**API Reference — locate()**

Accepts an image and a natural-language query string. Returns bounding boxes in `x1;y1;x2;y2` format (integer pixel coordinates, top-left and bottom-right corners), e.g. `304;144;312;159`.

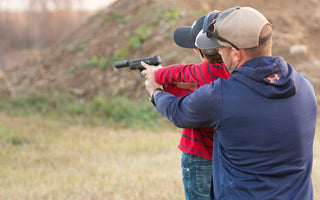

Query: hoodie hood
231;56;298;98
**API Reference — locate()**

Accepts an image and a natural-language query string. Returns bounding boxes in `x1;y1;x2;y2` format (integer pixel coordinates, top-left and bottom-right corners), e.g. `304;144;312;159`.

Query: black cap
173;15;205;48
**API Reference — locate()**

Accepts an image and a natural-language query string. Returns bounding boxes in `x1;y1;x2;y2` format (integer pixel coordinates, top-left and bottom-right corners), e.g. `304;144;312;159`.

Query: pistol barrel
115;60;129;68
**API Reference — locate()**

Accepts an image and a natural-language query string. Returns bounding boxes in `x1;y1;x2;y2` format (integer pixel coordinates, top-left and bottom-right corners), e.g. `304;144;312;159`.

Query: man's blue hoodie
154;56;317;200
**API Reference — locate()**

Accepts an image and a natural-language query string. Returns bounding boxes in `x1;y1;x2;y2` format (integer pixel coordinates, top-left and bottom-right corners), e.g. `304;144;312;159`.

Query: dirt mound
1;0;320;103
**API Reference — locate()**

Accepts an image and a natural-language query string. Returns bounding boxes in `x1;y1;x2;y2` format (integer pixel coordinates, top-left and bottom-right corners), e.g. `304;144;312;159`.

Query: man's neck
238;49;271;68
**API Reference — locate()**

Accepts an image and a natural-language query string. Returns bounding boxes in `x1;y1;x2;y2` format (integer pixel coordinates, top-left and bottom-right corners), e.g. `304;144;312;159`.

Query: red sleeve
155;62;230;87
154;64;200;84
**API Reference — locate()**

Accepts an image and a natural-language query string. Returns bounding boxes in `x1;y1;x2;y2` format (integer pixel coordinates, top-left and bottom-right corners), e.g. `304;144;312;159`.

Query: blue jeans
181;152;212;200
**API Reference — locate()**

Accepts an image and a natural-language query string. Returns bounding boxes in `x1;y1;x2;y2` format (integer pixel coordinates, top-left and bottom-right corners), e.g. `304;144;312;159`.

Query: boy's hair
202;48;223;63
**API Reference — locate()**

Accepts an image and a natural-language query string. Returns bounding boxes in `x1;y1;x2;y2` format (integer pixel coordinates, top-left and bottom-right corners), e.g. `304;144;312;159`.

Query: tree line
0;0;94;68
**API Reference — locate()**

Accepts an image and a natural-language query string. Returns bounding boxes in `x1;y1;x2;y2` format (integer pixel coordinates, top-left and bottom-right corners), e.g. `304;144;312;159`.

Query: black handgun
114;55;162;75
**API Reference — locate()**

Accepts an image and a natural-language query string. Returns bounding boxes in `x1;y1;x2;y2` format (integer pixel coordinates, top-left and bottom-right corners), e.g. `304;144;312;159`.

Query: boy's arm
155;64;198;85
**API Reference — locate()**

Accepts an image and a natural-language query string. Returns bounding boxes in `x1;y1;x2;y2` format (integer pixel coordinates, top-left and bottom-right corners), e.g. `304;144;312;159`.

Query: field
0;113;319;200
0;0;319;199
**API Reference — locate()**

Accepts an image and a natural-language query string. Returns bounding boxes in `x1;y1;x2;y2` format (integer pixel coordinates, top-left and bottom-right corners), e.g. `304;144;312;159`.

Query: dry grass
0;114;183;200
0;114;319;199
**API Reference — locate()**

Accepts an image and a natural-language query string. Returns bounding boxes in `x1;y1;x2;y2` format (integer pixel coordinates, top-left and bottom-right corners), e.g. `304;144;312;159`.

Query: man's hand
141;61;164;96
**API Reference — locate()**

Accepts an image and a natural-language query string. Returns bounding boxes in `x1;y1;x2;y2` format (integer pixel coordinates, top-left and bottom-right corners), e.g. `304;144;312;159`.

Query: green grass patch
153;7;183;26
84;55;108;70
126;25;153;49
113;10;132;25
85;49;128;70
74;40;85;52
0;93;163;129
108;48;128;64
101;13;111;24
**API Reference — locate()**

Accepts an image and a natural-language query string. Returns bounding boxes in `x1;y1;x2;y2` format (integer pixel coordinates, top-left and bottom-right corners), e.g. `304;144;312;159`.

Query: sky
0;0;117;11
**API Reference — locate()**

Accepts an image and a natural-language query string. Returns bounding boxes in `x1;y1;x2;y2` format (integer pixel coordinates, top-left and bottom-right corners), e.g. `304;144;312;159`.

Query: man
145;12;229;200
143;6;317;200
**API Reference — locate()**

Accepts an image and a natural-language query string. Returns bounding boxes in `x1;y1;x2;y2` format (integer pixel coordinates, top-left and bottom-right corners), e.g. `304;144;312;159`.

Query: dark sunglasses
205;7;241;50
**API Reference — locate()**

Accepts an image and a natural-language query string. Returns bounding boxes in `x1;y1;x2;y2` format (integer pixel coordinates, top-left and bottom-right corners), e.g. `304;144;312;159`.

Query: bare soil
1;0;319;104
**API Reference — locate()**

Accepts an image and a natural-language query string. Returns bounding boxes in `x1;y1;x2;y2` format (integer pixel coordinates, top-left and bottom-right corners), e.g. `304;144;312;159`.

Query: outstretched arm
142;61;220;128
155;64;199;85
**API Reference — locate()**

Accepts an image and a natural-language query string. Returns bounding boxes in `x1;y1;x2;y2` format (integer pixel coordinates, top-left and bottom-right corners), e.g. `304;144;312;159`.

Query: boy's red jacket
155;61;230;160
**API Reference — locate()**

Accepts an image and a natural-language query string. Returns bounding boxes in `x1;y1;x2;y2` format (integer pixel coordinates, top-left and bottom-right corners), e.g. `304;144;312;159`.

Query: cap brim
173;26;197;48
195;30;221;49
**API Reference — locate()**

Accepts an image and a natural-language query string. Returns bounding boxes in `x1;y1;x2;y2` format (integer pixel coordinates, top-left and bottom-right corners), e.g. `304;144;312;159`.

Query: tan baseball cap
196;6;272;50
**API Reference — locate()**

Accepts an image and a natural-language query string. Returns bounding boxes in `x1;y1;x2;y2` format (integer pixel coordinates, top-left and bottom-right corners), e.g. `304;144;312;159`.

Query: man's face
218;46;238;73
219;47;232;73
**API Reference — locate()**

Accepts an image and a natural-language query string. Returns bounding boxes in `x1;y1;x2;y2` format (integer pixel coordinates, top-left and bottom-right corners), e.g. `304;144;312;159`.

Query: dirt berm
1;0;319;106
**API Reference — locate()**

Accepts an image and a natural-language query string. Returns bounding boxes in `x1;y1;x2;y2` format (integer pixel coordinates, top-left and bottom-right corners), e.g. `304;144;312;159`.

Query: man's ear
231;47;241;63
229;47;244;70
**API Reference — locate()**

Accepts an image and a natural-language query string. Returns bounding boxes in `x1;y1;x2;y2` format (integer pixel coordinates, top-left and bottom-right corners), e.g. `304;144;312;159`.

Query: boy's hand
141;62;163;96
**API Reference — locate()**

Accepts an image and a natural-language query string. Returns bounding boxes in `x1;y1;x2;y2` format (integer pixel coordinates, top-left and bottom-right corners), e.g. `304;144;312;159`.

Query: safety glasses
205;7;241;50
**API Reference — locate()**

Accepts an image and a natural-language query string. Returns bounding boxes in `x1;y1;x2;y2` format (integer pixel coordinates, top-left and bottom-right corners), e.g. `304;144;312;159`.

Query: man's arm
154;83;220;128
142;61;221;128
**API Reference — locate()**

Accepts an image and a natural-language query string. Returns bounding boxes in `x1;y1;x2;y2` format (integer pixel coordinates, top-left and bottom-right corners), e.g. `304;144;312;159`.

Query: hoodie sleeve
154;81;222;128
